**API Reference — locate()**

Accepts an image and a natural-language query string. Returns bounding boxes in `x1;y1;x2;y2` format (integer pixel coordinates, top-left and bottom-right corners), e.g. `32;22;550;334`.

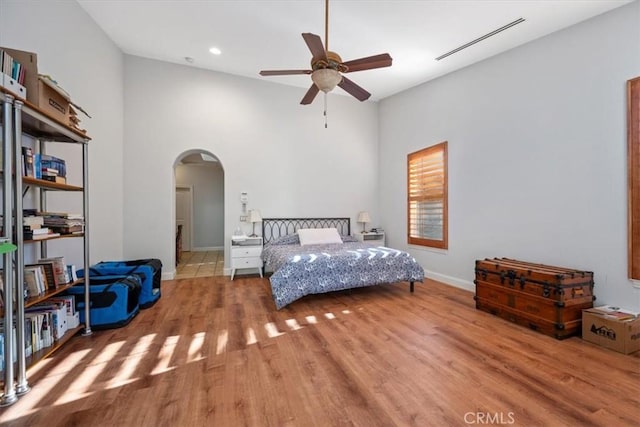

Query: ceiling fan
259;0;392;105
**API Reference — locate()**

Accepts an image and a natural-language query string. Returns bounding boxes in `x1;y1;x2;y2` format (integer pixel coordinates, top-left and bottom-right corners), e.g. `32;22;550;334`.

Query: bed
261;217;425;309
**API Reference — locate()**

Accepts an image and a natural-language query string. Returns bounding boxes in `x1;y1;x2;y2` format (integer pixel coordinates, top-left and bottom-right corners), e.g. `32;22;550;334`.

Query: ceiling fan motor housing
312;51;348;72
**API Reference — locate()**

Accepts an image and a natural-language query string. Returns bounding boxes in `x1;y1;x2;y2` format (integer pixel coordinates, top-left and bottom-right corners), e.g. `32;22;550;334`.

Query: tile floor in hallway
175;250;225;279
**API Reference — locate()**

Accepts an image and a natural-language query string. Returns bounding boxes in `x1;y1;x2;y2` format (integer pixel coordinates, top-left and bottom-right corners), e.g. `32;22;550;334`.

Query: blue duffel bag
64;274;141;329
78;258;162;308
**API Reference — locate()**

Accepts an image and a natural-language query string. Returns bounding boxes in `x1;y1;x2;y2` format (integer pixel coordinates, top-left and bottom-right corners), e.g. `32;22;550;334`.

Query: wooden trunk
474;258;595;339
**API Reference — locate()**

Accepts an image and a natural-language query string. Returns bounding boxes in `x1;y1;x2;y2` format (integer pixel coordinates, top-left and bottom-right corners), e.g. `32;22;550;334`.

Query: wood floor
1;276;638;426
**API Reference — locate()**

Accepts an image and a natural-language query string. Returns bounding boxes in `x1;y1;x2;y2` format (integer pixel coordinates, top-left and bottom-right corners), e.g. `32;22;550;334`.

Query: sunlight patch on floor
246;327;257;345
265;322;284;338
187;332;206;363
216;330;229;355
151;335;181;375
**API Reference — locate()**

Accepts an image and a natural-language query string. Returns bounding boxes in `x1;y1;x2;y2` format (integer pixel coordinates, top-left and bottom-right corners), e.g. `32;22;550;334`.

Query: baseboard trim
424;268;474;292
163;270;176;280
193;246;224;252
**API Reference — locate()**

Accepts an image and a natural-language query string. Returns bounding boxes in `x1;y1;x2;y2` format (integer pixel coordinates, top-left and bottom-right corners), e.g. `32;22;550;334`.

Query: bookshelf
1;88;91;406
23;176;83;192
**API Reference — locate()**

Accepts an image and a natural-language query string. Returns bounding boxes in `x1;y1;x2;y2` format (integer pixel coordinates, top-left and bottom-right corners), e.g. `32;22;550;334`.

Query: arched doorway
174;150;225;278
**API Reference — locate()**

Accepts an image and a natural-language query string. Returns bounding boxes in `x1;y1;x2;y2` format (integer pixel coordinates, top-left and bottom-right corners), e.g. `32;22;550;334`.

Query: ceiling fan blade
302;33;327;61
259;69;312;76
338;77;371;102
342;53;392;73
300;84;320;105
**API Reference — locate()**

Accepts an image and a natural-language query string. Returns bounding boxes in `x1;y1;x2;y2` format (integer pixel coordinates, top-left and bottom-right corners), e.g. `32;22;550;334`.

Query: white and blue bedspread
262;241;425;309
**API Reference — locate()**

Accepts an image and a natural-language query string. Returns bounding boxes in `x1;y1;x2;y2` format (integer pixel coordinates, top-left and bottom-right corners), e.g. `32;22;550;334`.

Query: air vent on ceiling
435;17;526;61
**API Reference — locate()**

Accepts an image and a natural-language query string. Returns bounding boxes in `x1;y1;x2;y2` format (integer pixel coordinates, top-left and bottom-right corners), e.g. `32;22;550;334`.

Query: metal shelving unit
0;89;91;406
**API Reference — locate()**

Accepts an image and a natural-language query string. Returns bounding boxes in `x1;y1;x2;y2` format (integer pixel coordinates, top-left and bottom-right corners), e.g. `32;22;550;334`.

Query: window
407;142;448;249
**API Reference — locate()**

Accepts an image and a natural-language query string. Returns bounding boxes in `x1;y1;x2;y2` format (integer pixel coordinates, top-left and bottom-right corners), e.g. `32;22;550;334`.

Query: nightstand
231;237;263;280
355;232;385;246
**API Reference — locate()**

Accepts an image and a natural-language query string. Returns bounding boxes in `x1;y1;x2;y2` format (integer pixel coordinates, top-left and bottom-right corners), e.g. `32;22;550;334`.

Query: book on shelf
38;212;84;234
26;301;67;340
22;146;34;177
24;228;60;240
37;257;68;287
26;263;55;290
39;154;66;178
38;211;84;220
0;49;26;84
0;323;17;372
24;265;46;297
41;175;67;184
31;227;50;235
24;214;44;228
66;265;78;283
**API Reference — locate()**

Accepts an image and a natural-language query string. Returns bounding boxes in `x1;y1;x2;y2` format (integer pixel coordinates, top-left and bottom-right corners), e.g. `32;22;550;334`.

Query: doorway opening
174;150;225;279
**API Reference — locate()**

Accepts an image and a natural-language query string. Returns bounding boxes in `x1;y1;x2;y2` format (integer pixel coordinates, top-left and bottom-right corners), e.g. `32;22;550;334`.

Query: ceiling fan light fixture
311;68;342;93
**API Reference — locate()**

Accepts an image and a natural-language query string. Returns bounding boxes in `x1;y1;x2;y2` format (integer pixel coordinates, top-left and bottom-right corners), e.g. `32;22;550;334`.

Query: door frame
176;185;194;252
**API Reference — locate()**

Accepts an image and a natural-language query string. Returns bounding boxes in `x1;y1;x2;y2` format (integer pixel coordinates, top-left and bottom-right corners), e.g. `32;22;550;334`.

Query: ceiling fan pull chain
324;92;328;128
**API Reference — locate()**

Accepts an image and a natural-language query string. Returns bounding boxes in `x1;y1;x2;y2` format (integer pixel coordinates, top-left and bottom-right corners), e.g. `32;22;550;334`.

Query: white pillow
297;228;343;246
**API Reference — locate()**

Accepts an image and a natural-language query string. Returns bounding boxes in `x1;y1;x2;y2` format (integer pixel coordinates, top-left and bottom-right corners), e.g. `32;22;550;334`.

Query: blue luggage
79;258;162;308
65;275;141;329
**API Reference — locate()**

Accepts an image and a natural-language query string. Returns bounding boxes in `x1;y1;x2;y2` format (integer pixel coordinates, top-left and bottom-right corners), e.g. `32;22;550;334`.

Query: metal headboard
262;218;351;244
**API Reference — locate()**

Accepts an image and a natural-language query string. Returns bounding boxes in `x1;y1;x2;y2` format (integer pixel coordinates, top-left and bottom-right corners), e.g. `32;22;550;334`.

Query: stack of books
36;154;66;183
39;212;84;235
20;149;67;184
23;213;59;240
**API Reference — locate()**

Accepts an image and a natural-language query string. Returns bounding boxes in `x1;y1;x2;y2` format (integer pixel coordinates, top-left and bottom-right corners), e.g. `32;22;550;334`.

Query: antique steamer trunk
474;258;595;339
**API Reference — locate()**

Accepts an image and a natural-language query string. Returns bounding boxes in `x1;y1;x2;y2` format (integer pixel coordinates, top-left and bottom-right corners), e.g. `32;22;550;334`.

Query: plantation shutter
407;142;448;249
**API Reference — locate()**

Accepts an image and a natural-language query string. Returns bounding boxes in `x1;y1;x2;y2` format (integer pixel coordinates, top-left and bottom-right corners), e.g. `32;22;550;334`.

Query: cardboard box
0;47;69;124
582;308;640;354
36;78;70;124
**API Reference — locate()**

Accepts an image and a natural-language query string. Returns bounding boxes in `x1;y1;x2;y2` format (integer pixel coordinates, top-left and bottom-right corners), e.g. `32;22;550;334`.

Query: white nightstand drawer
232;247;262;258
233;257;262;268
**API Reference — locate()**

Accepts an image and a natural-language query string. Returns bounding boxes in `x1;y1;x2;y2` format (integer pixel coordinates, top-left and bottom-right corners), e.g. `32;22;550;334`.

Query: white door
176;187;192;251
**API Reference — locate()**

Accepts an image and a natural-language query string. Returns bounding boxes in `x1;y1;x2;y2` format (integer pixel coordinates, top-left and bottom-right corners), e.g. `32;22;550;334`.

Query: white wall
0;0;124;266
175;162;225;249
123;56;379;277
379;2;640;309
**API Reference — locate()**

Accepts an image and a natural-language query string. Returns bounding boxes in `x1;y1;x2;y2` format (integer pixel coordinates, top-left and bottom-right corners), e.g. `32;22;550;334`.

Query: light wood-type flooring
1;276;638;426
175;250;224;279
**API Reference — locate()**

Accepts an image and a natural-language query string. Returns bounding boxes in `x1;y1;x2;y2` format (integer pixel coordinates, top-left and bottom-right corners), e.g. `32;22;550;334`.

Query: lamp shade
357;211;371;223
249;209;262;223
311;69;343;93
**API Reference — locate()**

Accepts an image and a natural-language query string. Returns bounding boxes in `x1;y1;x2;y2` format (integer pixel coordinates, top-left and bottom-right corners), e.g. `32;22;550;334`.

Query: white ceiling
78;0;632;101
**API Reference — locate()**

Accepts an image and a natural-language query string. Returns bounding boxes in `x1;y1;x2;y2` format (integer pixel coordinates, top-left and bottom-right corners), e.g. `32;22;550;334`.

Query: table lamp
357;211;371;233
249;209;262;237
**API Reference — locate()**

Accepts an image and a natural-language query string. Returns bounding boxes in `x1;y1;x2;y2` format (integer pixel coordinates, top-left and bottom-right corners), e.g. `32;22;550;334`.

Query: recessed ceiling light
209;47;221;55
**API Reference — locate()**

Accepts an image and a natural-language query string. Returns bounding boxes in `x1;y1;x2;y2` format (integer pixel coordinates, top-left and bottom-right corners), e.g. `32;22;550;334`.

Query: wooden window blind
407;141;448;249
